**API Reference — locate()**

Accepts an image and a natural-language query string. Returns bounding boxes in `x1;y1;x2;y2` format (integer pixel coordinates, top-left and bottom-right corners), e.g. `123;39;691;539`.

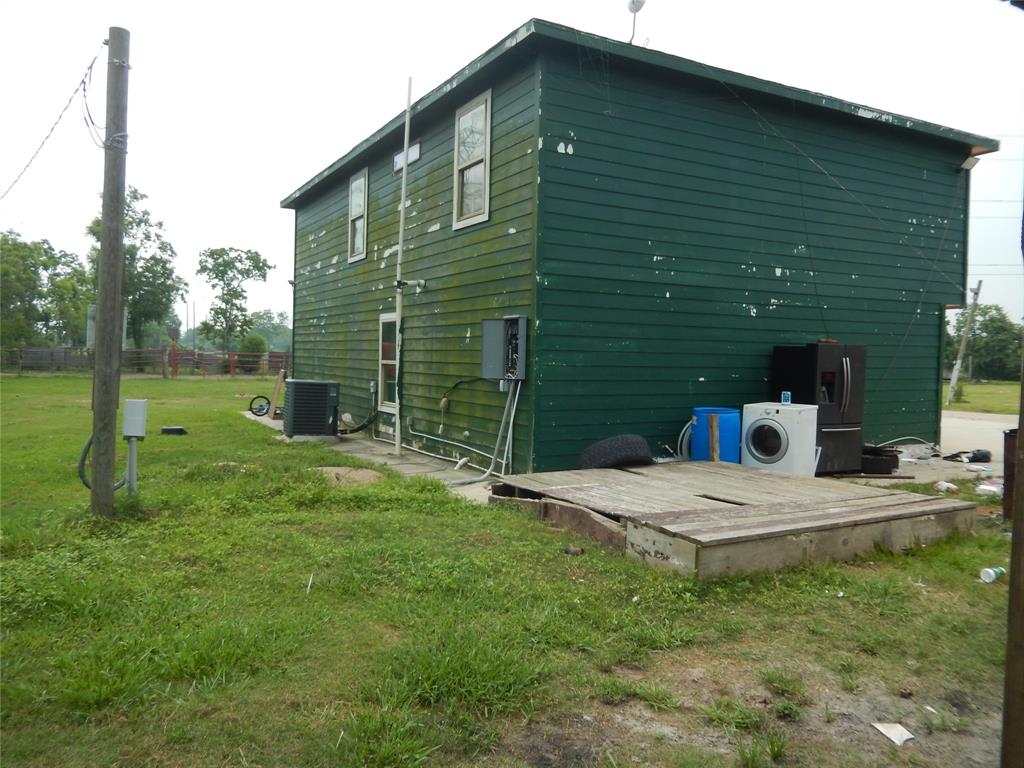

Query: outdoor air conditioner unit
283;379;340;437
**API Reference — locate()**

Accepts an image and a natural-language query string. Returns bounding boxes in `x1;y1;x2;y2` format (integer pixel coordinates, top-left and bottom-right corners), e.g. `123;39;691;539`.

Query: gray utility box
284;379;340;437
481;315;527;381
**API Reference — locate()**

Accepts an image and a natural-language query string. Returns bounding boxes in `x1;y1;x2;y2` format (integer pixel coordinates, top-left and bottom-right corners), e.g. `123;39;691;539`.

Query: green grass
942;379;1021;414
0;375;1013;766
699;698;766;731
758;669;807;702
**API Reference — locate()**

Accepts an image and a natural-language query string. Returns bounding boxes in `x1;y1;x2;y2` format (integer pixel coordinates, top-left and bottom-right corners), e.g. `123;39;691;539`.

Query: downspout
393;77;413;455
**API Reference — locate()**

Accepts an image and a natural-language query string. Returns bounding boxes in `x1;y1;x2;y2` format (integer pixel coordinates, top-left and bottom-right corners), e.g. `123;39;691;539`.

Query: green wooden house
281;19;998;474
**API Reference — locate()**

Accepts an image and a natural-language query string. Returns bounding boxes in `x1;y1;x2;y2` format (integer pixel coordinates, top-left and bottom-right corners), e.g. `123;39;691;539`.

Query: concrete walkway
246;408;1018;498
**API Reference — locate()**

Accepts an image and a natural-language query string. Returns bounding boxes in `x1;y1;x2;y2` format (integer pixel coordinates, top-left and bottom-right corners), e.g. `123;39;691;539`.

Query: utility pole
90;27;130;516
1004;366;1023;768
946;280;982;405
1001;230;1024;767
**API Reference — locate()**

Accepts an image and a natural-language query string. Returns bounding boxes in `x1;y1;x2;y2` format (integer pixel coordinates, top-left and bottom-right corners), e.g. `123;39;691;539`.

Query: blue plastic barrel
690;407;741;463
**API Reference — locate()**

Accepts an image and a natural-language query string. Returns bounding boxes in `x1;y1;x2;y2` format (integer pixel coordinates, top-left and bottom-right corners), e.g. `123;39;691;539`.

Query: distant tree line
944;304;1023;381
1;187;288;354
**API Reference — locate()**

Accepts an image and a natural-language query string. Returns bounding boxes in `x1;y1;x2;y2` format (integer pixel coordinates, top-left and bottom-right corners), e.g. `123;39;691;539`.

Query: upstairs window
453;90;491;230
348;168;368;262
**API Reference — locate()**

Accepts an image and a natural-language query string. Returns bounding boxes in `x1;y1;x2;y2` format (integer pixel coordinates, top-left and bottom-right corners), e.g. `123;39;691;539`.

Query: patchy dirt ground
504;645;1002;767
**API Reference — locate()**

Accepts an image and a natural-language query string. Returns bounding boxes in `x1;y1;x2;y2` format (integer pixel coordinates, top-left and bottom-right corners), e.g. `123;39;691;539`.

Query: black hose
78;433;126;491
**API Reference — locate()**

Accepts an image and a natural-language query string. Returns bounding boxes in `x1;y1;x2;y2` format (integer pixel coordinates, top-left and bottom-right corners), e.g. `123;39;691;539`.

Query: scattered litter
979;567;1007;584
965;465;992;473
976;483;1003;497
306;573;314;593
161;426;187;435
943;449;992;463
933;481;958;492
924;705;938;715
836;591;846;599
872;722;915;746
563;546;584;556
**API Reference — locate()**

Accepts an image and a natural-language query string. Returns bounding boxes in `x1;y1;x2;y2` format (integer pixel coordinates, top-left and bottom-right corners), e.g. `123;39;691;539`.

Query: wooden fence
1;347;291;377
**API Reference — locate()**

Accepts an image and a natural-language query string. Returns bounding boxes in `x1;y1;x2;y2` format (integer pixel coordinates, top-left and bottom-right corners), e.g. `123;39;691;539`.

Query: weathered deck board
495;461;975;577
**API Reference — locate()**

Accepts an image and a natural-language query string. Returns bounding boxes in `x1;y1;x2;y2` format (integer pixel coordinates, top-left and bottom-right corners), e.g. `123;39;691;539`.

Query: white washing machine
741;402;819;477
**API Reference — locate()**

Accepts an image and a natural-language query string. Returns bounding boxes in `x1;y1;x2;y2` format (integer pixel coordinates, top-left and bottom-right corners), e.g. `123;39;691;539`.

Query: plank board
499;461;976;576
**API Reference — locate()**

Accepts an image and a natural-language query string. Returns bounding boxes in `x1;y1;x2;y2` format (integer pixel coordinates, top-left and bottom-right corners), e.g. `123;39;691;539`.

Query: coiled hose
77;433;126;490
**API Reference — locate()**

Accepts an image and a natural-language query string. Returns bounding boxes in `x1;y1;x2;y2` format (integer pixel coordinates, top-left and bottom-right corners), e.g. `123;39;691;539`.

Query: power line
0;43;105;202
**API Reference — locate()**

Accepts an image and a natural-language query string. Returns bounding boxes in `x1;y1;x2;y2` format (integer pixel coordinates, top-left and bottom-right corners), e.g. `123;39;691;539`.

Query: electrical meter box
481;315;527;381
122;399;148;439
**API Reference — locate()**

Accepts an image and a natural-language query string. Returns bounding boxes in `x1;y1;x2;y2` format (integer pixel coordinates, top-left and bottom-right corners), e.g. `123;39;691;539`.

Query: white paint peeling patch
427;223;440;233
526;148;532;154
749;306;757;317
318;230;326;237
538;137;544;151
507;227;517;235
382;245;399;259
566;143;574;155
698;377;706;382
569;130;576;139
775;267;782;277
557;142;566;153
856;107;895;124
665;292;670;298
315;261;321;270
466;328;471;340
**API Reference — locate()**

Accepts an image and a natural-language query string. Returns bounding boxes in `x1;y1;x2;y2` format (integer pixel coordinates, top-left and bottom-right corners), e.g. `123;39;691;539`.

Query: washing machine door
745;418;789;464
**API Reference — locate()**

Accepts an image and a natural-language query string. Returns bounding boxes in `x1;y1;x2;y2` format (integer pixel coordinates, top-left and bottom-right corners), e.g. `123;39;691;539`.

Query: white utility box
123;399;148;439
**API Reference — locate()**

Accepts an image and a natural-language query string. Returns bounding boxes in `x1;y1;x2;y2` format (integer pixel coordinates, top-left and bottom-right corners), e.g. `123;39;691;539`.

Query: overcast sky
2;0;1022;330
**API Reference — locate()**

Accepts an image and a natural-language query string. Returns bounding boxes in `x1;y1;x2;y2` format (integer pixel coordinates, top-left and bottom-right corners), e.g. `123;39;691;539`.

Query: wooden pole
1001;275;1024;767
946;280;982;404
708;413;720;462
90;27;130;517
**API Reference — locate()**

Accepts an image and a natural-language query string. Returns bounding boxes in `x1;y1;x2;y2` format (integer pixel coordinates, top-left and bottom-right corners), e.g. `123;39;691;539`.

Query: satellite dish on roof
628;0;646;44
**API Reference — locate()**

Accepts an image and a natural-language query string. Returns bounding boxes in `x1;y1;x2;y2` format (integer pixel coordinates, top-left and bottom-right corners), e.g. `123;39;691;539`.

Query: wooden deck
491;462;975;578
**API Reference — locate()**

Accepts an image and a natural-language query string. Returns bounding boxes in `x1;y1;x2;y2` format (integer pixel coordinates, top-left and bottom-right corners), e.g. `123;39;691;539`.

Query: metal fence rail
0;347;291;377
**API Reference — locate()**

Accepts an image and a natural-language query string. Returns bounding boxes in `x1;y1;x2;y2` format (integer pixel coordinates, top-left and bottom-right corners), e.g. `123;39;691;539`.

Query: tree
197;248;273;354
1;231;92;348
1;231;48;348
248;309;292;352
948;304;1023;381
40;250;92;346
87;187;187;349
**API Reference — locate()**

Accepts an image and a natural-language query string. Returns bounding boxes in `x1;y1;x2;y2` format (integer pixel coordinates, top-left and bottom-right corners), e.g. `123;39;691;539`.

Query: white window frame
452;90;491;231
348;168;368;263
378;312;397;413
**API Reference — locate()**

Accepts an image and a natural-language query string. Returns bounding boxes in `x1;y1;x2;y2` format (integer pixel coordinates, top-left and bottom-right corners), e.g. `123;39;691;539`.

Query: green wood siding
532;50;970;470
292;63;539;472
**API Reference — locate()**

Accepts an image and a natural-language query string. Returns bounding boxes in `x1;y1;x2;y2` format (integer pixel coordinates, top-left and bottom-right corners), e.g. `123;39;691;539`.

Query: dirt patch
314;466;382;485
506;715;606;767
575;644;1002;767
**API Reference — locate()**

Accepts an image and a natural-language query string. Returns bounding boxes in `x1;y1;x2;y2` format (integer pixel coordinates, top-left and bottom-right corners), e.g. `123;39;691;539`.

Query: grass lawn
942;379;1021;414
0;375;1013;767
